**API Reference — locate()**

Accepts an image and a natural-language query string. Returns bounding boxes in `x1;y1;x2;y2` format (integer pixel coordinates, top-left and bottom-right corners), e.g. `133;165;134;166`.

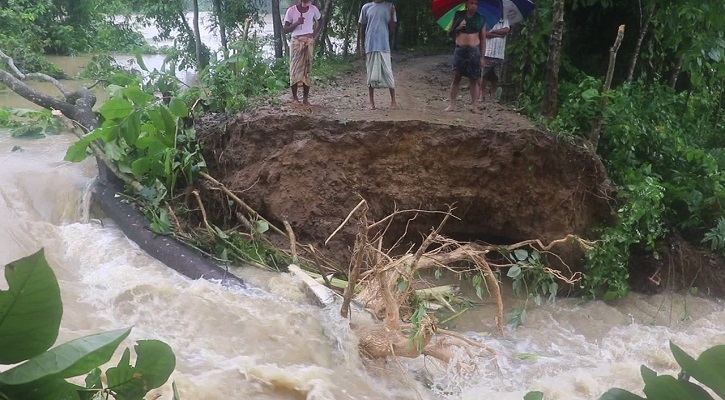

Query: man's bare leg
368;87;376;110
479;78;488;102
469;78;480;113
389;88;399;109
302;84;311;105
291;84;300;102
490;80;499;102
445;70;463;112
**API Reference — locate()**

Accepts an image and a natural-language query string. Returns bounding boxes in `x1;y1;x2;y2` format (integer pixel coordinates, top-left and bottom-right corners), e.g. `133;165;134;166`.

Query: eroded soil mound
199;110;612;269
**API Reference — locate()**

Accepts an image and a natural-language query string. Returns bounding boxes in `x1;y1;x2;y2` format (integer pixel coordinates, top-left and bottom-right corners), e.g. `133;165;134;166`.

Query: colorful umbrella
503;0;535;25
432;0;503;32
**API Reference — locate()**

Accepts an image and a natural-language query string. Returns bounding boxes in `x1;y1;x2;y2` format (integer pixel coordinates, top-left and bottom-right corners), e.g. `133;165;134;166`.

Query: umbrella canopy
433;0;503;31
503;0;535;25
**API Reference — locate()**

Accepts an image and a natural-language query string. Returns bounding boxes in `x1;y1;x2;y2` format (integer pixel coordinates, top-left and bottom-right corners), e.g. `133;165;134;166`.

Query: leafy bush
703;217;725;254
65;75;204;207
0;250;176;399
195;39;287;112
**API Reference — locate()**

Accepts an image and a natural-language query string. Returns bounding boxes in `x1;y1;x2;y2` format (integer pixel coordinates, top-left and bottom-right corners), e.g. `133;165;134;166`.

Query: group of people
283;0;509;112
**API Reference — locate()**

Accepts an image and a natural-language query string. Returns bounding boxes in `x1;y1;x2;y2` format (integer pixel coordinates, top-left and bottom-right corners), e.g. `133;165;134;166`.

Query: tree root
332;200;587;368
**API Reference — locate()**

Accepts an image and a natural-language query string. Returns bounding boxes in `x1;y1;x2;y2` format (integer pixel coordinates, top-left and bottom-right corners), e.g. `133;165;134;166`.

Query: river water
1;13;724;400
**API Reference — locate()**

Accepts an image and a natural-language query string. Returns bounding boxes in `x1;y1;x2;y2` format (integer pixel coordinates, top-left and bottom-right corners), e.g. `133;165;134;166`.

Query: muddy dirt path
280;52;533;131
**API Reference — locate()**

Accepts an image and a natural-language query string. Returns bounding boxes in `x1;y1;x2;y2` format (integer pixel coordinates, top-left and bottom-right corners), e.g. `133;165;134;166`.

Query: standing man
284;0;323;105
444;0;486;113
359;0;399;110
480;8;510;102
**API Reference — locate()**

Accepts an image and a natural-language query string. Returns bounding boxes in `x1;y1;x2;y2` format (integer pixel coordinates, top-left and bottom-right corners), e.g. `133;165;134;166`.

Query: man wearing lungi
359;0;399;110
444;0;486;113
284;0;323;105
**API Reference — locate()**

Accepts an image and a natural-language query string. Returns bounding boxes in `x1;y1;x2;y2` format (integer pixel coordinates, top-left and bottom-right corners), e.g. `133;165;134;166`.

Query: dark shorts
452;46;481;79
482;57;504;80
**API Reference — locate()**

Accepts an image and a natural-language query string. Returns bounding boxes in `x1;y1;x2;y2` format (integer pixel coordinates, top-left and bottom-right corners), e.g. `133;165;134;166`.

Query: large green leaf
0;327;131;385
133;340;175;389
99;98;133;121
670;342;725;397
0;250;62;364
122;87;154;106
167;98;188;118
120;111;142;146
64;138;92;162
105;340;174;399
598;388;645;400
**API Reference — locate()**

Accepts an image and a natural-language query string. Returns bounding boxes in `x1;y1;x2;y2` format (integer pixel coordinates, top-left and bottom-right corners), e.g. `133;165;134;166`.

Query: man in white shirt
480;15;510;102
284;0;323;105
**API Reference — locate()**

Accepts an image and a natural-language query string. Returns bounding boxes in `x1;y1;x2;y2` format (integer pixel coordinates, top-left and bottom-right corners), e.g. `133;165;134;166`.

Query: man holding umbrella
444;0;486;113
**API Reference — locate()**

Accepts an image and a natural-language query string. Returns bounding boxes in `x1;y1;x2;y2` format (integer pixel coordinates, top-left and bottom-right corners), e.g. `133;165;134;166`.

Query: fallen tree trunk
93;174;245;286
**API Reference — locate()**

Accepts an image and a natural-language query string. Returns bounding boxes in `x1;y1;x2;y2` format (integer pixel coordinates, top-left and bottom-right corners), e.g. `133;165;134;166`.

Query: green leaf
122;87;154;106
106;347;145;399
167;98;189;118
582;88;599;100
104;141;124;161
0;249;62;364
0;327;132;385
93;125;115;143
131;157;155;176
514;249;528;261
121;112;142;146
255;220;269;234
84;368;102;389
133;340;175;389
598;388;645;400
670;342;725;397
159;106;177;136
64;128;106;162
99;98;133;120
524;391;544;400
135;50;149;72
642;374;715;400
507;265;522;278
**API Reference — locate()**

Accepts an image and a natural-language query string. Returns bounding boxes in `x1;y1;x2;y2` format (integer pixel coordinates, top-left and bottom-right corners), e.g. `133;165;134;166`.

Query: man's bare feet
469;106;480;113
390;102;401;110
444;105;456;112
302;99;311;106
291;96;301;103
368;103;376;110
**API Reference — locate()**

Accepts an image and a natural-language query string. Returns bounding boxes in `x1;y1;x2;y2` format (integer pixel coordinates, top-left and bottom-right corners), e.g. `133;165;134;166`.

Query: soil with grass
196;51;725;294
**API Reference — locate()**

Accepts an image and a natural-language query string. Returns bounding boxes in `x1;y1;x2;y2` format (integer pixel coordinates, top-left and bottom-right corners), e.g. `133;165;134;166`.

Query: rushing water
1;14;724;399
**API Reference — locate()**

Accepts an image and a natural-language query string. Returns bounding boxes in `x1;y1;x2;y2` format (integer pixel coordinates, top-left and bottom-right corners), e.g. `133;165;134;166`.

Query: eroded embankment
197;110;613;273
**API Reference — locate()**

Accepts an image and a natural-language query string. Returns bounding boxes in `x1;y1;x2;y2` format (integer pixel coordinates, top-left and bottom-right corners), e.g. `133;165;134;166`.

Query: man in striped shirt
480;15;510;102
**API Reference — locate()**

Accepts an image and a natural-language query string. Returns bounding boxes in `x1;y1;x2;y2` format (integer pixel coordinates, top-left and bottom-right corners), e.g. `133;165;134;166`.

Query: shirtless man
444;0;486;112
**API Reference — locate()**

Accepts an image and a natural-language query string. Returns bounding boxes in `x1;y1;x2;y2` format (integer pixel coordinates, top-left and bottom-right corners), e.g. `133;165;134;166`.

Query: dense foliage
0;250;176;399
504;0;725;298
